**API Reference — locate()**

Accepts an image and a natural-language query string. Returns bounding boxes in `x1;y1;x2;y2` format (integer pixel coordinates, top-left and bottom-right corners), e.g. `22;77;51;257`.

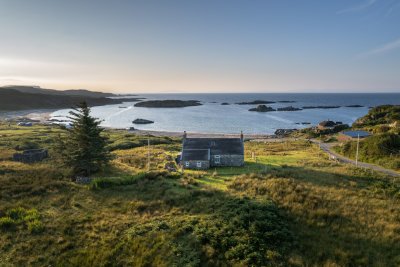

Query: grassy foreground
0;123;399;266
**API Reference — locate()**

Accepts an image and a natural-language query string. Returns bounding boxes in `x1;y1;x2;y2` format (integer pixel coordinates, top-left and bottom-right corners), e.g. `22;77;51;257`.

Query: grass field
0;123;399;266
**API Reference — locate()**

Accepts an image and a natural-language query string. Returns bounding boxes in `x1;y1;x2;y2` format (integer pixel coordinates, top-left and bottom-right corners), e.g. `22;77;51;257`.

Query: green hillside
0;89;138;111
353;105;400;130
0;123;399;266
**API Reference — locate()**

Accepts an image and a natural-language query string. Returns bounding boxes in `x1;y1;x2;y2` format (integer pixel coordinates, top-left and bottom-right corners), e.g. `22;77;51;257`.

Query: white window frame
214;155;221;164
185;162;190;167
196;161;202;168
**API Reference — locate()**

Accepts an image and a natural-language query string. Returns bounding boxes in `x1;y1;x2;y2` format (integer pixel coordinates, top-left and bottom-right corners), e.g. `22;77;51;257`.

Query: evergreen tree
59;102;112;176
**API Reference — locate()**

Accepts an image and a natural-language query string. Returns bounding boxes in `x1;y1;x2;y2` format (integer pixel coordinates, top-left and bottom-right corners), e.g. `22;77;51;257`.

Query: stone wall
182;160;210;170
210;154;244;167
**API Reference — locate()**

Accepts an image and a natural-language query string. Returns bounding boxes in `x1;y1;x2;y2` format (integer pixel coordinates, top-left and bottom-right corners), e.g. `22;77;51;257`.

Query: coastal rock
221;102;230;105
249;105;276;112
134;100;202;108
346;105;364;108
132;118;154;124
75;176;92;184
277;106;302;111
236;100;276;105
274;129;297;136
302;106;341;109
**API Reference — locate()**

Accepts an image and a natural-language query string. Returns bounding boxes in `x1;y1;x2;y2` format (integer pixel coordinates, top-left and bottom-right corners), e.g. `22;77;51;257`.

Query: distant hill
0;88;139;111
1;86;115;98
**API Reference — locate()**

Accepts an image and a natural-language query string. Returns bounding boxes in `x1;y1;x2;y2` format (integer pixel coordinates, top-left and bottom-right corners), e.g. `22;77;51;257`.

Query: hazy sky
0;0;399;93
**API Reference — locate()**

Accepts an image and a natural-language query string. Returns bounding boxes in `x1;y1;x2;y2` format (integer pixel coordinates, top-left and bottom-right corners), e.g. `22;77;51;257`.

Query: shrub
0;217;16;230
90;173;147;189
27;220;44;234
0;207;43;233
108;141;141;151
15;141;40;151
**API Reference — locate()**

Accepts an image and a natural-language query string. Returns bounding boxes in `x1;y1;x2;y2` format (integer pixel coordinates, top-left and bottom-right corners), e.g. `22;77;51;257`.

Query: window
196;161;202;168
185;162;190;167
215;155;221;164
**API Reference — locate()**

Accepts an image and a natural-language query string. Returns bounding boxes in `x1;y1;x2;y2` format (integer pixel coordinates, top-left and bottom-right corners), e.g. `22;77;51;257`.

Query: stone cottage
180;132;244;169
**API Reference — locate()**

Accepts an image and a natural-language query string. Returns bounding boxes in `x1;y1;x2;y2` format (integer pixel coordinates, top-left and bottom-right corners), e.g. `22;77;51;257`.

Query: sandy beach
0;109;54;122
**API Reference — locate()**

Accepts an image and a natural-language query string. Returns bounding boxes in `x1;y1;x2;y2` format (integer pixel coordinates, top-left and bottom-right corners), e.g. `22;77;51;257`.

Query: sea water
51;93;399;134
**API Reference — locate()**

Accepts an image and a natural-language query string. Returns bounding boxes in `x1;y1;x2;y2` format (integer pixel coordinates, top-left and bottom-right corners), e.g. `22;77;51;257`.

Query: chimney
240;130;244;141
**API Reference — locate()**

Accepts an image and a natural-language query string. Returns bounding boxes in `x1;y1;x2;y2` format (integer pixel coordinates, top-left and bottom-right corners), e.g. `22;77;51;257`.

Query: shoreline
126;129;274;139
1;109;276;138
0;109;56;122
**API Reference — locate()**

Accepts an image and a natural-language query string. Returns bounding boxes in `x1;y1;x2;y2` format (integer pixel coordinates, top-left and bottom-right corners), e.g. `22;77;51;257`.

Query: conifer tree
59;102;112;176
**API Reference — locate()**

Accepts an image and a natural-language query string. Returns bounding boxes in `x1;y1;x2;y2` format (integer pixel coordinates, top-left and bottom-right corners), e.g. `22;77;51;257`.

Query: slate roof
181;149;210;161
341;130;371;138
183;138;244;155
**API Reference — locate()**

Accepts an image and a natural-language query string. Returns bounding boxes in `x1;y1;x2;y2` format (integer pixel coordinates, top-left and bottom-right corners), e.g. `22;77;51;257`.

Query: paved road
312;140;400;177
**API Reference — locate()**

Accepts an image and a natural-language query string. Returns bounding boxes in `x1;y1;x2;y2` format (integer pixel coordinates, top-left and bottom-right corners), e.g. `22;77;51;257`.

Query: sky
0;0;399;93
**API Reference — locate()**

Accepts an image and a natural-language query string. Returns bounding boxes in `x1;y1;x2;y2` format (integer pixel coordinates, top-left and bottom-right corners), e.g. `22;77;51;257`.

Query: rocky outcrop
277;106;302;111
248;105;276;112
221;102;230;105
132;119;154;124
134;100;202;108
302;106;340;109
274;129;297;136
346;105;364;108
236;100;275;105
75;176;92;184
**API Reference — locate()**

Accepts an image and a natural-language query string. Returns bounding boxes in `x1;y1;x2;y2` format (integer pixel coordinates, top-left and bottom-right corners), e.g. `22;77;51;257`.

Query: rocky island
302;105;341;109
248;105;276;112
132;119;154;124
236;100;275;105
277;106;302;111
221;102;230;105
134;100;202;108
346;105;364;108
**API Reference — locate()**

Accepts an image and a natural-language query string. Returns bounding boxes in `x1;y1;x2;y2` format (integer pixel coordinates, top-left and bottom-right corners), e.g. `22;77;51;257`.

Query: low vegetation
334;133;400;171
0;122;399;266
333;105;400;171
353;105;400;129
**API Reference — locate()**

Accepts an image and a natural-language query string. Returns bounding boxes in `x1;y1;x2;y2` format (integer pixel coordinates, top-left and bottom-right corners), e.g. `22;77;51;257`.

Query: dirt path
312;140;400;177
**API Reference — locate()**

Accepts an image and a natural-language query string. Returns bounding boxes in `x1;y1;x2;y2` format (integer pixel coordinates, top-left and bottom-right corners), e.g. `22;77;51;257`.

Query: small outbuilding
13;149;48;163
338;130;371;141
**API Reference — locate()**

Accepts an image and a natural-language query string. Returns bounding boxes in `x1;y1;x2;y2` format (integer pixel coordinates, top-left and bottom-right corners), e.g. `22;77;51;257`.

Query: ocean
51;93;400;134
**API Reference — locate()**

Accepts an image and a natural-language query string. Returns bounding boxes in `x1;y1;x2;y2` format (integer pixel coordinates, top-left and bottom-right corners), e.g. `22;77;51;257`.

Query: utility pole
355;134;360;167
147;136;150;171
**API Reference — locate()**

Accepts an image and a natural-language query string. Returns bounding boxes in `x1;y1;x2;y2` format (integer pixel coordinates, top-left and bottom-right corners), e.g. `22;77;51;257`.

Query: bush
15;141;40;151
90;171;181;189
336;133;400;170
27;220;44;234
0;207;43;233
0;217;16;230
108;141;141;151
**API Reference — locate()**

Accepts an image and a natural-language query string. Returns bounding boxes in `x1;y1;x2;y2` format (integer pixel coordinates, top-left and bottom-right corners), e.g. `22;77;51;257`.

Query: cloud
357;38;400;58
337;0;377;14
